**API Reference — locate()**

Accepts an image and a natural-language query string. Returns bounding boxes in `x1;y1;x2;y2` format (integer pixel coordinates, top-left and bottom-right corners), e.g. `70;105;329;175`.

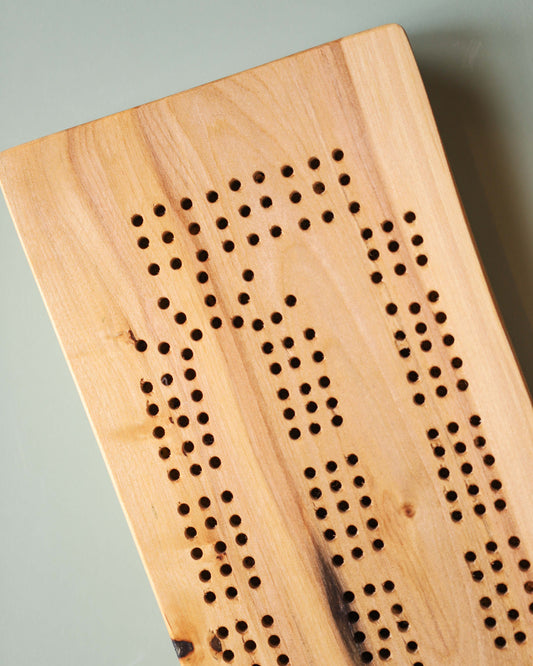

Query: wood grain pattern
1;23;532;665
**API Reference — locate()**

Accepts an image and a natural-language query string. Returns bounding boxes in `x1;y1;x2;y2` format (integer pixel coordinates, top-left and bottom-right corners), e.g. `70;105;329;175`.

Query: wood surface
1;23;533;665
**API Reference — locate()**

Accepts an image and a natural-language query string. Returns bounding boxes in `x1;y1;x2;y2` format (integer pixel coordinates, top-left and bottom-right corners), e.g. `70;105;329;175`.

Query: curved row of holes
130;148;348;232
131;150;360;263
137;206;361;259
130;149;349;217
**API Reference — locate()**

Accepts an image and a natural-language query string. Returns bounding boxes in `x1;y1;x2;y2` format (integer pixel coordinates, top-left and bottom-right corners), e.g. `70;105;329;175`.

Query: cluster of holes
362;212;426;284
217;151;360;243
445;419;530;648
425;420;507;522
214;616;289;664
361;214;465;405
255;310;343;440
176;452;289;658
137;330;226;480
174;478;263;600
277;151;360;233
340;582;422;662
142;412;262;617
202;292;300;333
132;203;184;276
304;456;384;561
131;149;364;294
154;149;361;249
470;540;532;647
381;297;467;405
381;296;466;406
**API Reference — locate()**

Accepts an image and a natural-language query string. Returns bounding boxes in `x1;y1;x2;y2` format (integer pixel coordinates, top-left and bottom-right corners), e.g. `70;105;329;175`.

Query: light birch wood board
1;23;532;666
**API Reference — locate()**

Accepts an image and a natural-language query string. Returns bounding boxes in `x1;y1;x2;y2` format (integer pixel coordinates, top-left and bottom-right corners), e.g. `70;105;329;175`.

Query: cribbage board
1;23;532;665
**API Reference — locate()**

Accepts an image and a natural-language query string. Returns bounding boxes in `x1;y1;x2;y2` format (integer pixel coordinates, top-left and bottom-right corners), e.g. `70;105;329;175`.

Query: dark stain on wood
314;541;366;664
172;639;194;658
403;502;416;517
210;635;222;652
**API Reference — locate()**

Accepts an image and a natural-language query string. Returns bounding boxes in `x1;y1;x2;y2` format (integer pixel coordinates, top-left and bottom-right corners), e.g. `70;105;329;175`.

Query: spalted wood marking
209;635;222;653
314;542;364;664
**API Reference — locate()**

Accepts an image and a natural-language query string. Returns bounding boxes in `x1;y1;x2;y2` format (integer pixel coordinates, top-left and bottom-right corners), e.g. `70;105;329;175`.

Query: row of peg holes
138;338;218;481
363;209;532;650
140;354;266;595
381;294;467;404
341;585;421;664
433;422;526;646
396;216;529;627
362;215;509;519
366;287;465;405
134;302;289;661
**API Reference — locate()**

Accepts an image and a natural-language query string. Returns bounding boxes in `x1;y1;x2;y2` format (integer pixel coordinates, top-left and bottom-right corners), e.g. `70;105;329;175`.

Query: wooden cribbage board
1;23;532;666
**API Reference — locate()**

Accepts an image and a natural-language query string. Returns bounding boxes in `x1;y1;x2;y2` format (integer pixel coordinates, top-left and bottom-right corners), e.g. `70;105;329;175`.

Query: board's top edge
0;23;407;166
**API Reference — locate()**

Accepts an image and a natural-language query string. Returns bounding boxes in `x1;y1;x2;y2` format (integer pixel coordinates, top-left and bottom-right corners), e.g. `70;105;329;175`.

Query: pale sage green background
1;1;532;664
